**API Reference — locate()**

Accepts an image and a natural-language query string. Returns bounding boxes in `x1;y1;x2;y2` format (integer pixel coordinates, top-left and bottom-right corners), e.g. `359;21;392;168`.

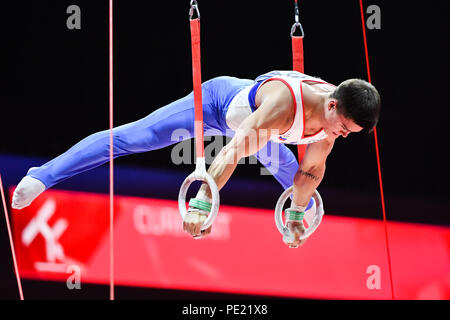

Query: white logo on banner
22;198;82;288
22;199;67;265
133;204;232;240
22;199;73;273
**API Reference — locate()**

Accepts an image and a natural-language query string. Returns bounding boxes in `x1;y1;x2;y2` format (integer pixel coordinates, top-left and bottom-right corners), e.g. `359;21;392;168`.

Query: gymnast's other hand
286;220;307;248
183;207;212;239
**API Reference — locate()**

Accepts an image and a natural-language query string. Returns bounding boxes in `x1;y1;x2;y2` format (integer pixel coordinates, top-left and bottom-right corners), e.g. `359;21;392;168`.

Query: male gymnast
12;70;380;248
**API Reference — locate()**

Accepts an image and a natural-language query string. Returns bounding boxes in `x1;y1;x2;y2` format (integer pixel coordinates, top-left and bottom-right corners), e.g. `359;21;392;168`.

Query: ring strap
291;1;307;164
190;16;204;160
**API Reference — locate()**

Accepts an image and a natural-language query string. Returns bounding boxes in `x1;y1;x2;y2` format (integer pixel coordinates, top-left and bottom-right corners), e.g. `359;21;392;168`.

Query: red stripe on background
359;0;395;300
11;188;450;299
109;0;114;301
0;175;24;300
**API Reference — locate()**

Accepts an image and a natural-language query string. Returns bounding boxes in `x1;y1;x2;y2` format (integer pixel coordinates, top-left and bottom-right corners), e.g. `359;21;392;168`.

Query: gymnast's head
323;79;381;138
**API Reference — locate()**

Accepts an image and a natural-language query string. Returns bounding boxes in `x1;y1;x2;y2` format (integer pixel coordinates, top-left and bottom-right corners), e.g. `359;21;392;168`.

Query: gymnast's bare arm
293;137;334;205
198;81;294;198
184;82;294;237
287;136;335;247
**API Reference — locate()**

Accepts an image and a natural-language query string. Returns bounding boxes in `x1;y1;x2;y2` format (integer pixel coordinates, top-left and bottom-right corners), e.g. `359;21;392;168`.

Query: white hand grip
178;165;220;231
274;187;324;241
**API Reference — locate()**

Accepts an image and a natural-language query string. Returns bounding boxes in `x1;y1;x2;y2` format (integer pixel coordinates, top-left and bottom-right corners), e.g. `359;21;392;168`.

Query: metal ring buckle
189;0;200;20
290;22;304;37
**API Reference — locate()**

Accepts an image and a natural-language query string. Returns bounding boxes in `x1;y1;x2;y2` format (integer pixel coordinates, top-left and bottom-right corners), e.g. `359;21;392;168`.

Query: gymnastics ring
274;187;324;243
178;158;220;231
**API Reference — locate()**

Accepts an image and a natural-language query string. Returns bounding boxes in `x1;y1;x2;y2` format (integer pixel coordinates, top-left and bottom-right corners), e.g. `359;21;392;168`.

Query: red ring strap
190;18;204;159
291;34;307;161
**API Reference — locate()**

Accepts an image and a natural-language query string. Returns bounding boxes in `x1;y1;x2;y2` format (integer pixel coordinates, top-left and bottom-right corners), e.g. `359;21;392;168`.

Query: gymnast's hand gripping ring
179;0;219;232
178;158;220;231
274;187;324;243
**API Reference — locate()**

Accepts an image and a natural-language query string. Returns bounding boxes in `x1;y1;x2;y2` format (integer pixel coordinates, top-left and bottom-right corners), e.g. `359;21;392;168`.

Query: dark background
1;0;449;300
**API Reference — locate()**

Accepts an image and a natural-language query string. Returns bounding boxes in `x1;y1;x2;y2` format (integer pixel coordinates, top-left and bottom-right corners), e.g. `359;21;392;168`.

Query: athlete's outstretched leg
12;92;202;209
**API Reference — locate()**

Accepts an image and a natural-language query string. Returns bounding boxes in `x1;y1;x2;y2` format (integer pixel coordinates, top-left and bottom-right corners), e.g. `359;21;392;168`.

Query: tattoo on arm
299;169;320;182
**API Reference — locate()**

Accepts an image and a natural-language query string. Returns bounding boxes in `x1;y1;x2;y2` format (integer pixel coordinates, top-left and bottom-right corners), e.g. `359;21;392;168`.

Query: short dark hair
330;79;381;133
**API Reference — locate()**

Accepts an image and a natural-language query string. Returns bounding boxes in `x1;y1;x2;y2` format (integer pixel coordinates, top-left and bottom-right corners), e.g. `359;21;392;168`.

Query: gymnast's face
323;100;363;138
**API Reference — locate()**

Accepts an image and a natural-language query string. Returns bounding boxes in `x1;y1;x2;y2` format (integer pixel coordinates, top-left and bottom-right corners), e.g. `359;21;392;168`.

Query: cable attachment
290;0;304;37
189;0;200;20
294;0;300;23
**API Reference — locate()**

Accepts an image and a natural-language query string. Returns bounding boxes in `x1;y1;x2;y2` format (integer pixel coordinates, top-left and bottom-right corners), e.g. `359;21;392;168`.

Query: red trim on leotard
299;79;336;140
255;77;297;135
256;76;337;141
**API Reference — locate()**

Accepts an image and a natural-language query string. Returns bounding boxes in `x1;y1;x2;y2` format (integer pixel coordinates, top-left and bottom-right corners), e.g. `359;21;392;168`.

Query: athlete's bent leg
255;142;299;190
